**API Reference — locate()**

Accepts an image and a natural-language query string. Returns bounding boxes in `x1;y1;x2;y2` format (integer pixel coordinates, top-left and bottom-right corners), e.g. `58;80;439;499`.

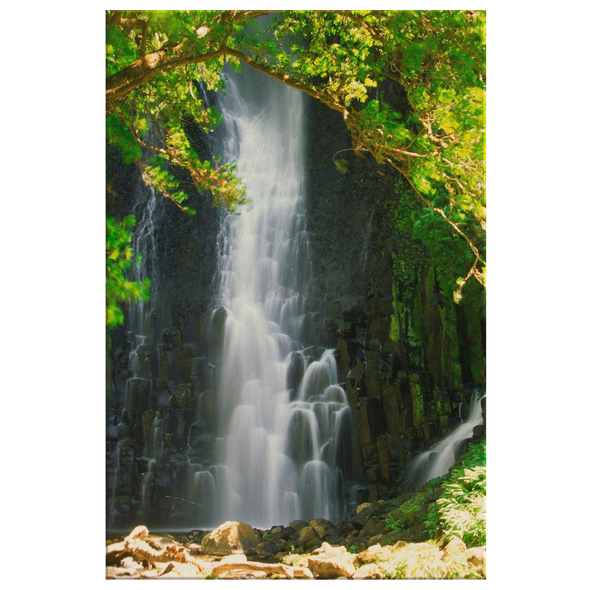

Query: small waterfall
205;65;352;528
107;177;164;529
406;389;486;492
127;182;160;339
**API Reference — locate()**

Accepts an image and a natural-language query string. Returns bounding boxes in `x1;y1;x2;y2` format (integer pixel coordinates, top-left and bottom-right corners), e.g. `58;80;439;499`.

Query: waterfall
406;388;486;492
127;182;160;339
107;65;354;533
107;178;164;529
207;65;351;528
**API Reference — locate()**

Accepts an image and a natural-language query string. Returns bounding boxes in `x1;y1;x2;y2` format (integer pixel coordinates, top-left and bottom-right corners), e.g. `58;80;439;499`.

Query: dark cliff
106;85;485;527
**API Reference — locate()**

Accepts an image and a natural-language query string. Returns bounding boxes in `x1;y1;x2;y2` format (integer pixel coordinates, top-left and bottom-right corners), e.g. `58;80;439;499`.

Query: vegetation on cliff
383;440;486;548
106;215;150;328
106;9;485;325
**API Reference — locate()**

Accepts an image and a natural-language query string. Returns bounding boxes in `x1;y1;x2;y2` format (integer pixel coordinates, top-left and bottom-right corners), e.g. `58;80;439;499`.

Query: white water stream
202;65;352;528
406;389;486;491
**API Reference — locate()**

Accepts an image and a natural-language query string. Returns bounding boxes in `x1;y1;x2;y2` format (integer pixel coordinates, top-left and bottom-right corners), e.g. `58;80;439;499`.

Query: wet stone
351;504;376;530
256;541;283;559
289;520;308;533
297;526;319;546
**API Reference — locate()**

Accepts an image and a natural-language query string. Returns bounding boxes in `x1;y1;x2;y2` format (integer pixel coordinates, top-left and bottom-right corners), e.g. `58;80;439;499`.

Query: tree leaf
334;159;348;174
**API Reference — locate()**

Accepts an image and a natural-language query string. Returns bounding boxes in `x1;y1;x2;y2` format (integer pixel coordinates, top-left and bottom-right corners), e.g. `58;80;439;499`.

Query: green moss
434;391;451;418
409;377;425;428
439;304;462;389
384;477;443;541
390;274;405;344
410;291;423;362
387;176;485;391
424;265;436;299
462;289;485;383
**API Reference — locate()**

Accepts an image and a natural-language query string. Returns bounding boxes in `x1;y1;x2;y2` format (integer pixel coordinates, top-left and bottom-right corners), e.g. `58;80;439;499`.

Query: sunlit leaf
334;159;349;174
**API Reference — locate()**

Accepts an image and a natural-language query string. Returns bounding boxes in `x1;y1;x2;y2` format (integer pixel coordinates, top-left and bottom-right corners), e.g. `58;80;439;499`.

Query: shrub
430;440;486;547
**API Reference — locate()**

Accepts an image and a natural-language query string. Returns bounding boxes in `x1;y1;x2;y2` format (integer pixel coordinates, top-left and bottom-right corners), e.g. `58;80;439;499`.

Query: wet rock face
107;92;485;526
303;96;485;496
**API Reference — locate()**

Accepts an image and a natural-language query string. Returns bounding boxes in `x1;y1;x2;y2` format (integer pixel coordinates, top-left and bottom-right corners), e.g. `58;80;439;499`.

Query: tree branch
106;11;275;110
106;47;229;110
224;48;346;114
380;155;486;290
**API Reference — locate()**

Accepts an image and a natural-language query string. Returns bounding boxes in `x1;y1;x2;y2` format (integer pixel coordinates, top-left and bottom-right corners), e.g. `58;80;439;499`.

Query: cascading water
127;181;160;339
406;388;486;492
107;66;355;533
202;65;353;528
107;178;164;529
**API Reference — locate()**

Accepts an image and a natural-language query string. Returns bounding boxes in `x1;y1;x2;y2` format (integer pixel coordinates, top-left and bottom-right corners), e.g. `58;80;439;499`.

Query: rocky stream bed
106;500;486;580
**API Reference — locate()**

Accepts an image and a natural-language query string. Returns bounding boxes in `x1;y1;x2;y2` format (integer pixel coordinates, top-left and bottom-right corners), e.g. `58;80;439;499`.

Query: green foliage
384;440;486;548
257;10;485;298
106;113;142;164
429;440;486;547
143;161;189;211
387;173;485;310
106;10;485;327
385;477;443;536
106;216;150;328
386;500;422;531
106;10;250;214
380;539;484;579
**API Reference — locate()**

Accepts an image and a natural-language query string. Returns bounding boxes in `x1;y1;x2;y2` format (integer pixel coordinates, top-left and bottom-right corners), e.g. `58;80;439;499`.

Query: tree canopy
106;9;485;324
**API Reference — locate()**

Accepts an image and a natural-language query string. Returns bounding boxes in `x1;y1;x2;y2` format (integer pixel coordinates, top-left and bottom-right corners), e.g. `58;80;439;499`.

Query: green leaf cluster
106;10;251;215
234;10;486;300
383;440;486;547
385;495;428;532
106;10;486;327
428;440;486;547
106;216;150;328
385;476;443;536
390;173;490;303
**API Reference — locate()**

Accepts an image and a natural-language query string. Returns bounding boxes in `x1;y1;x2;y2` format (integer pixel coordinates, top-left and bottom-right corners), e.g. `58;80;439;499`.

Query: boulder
106;525;202;570
211;554;313;579
255;541;283;559
442;536;467;560
353;563;384;579
158;562;202;578
307;543;356;579
355;502;374;514
146;534;177;550
366;534;387;546
201;521;258;556
307;561;354;580
465;547;486;567
289;519;308;532
297;525;321;549
361;517;385;538
351;504;376;530
354;544;392;566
